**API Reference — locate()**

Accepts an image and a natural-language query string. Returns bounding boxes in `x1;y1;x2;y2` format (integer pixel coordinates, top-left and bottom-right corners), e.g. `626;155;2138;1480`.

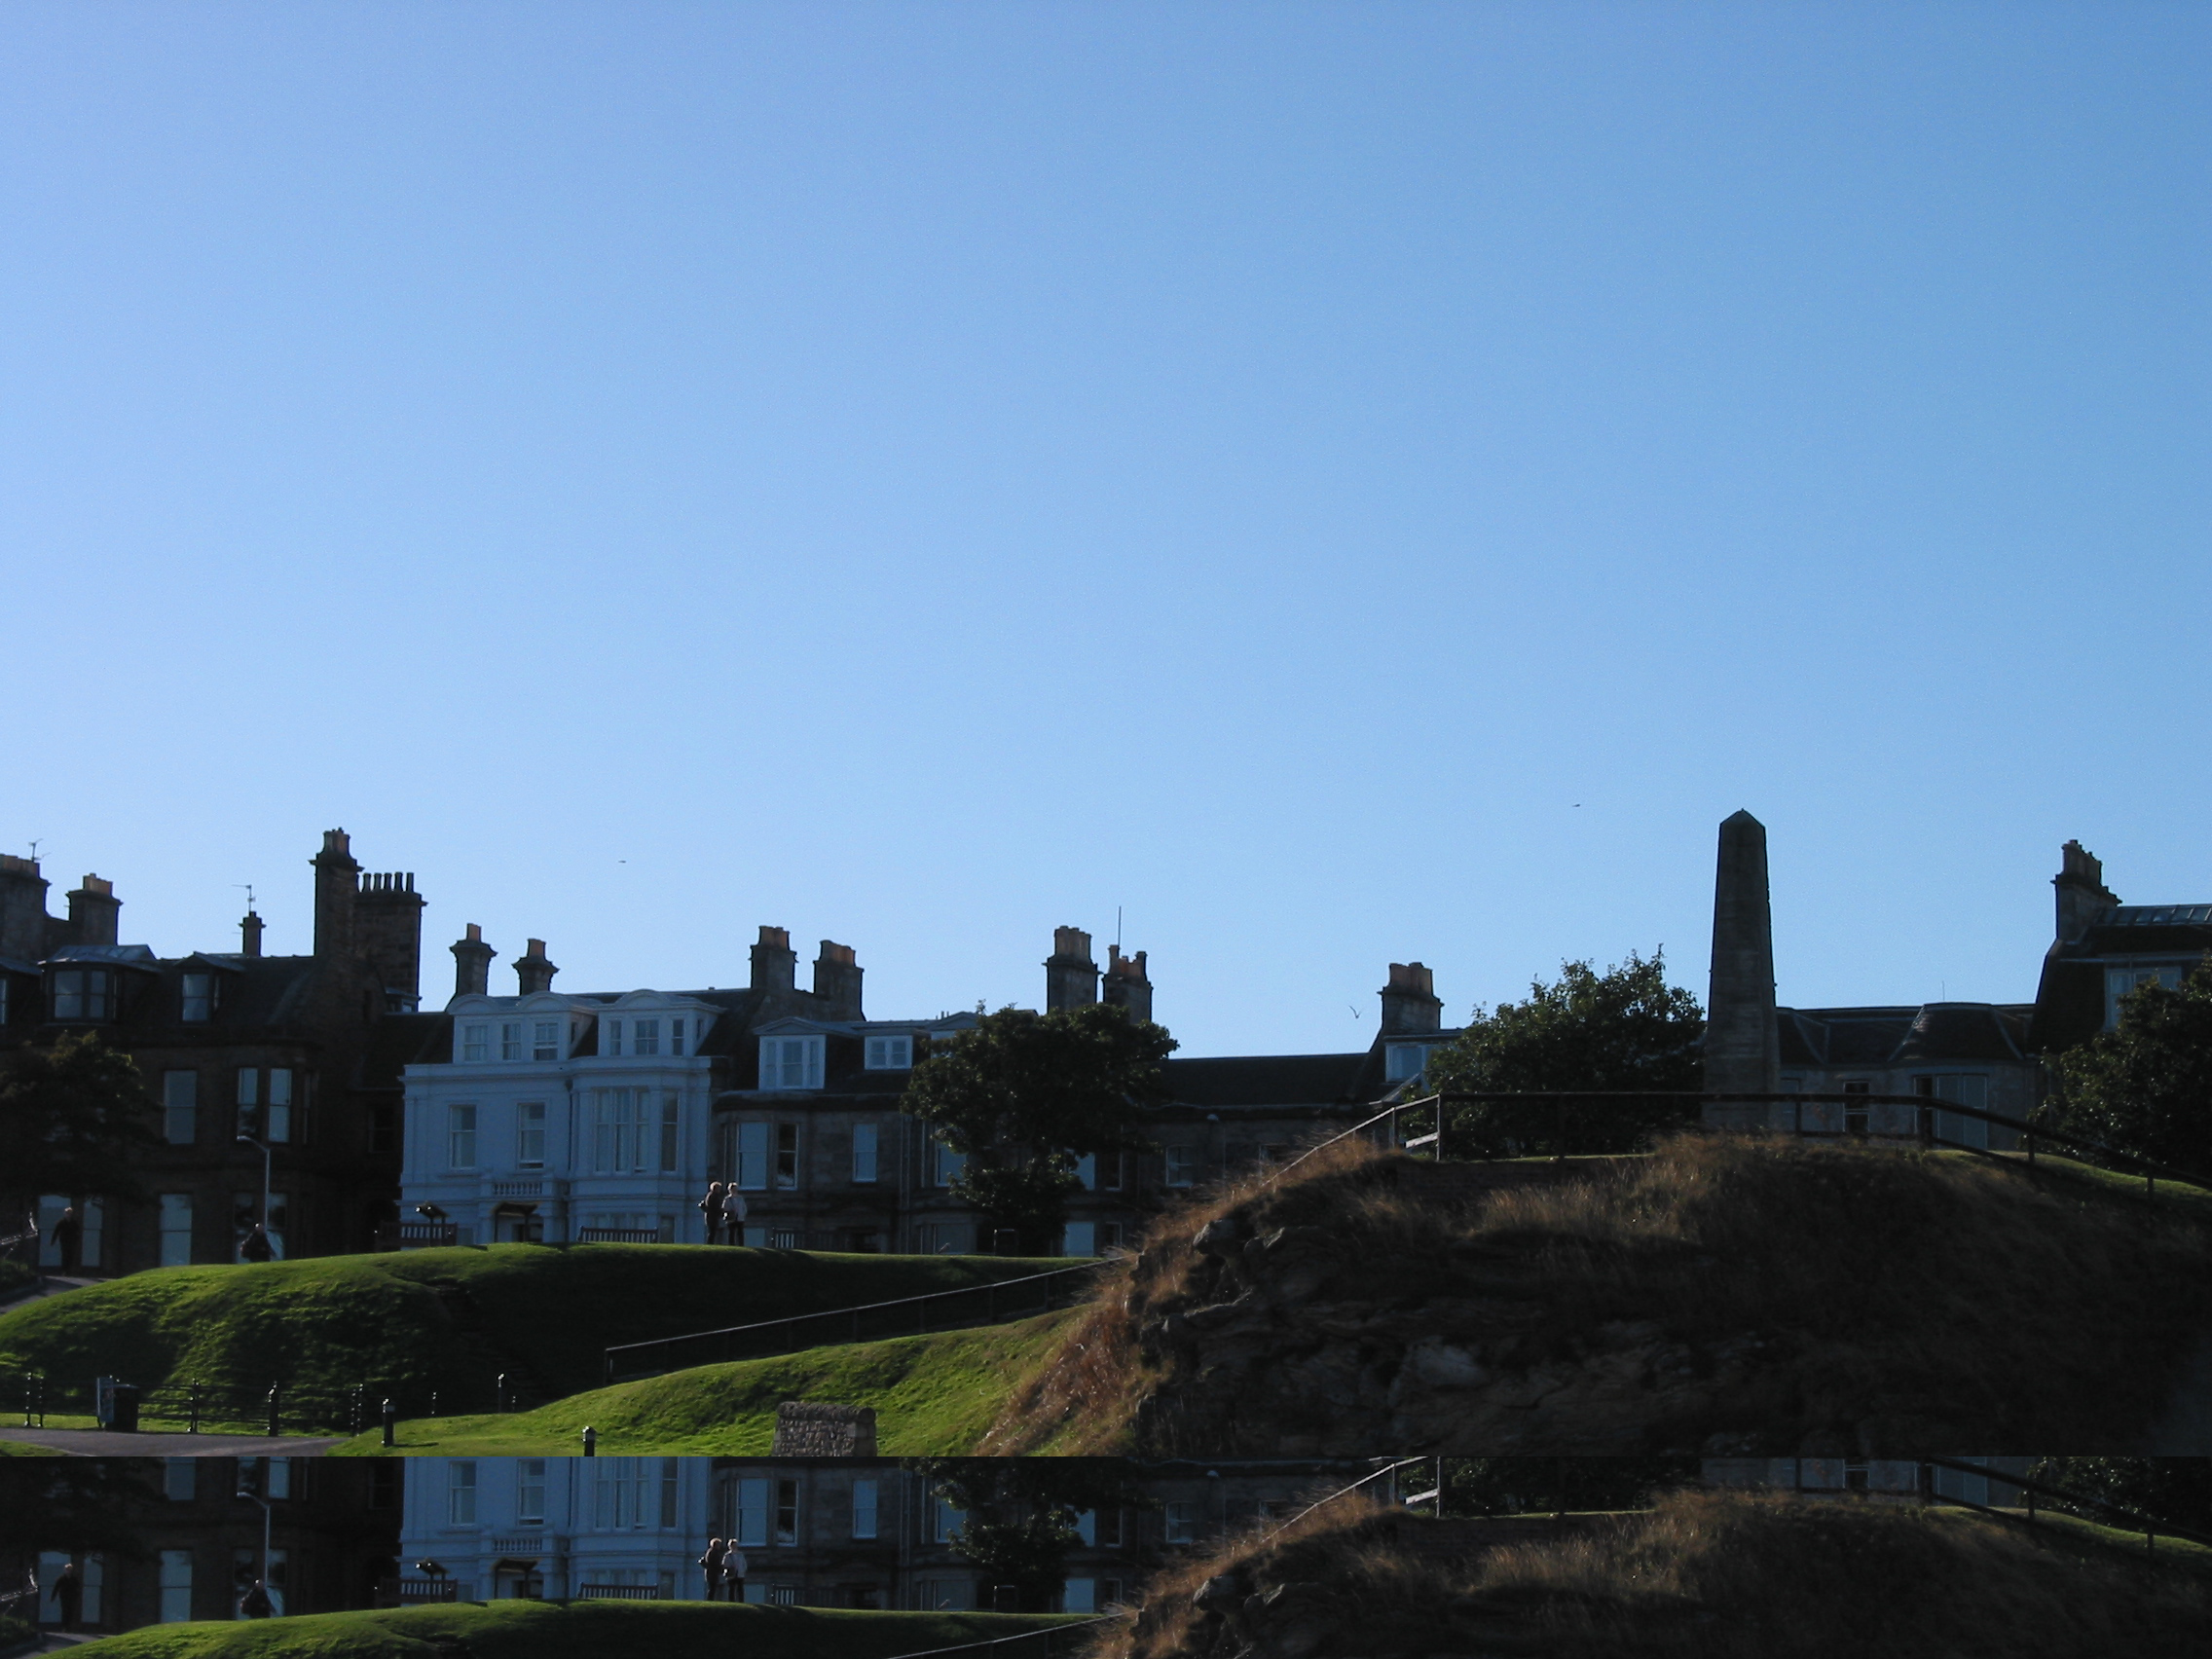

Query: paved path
0;1427;341;1456
0;1275;100;1311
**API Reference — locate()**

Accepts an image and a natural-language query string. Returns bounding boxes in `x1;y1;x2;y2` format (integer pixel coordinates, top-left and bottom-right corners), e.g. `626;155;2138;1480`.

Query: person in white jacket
720;1188;749;1246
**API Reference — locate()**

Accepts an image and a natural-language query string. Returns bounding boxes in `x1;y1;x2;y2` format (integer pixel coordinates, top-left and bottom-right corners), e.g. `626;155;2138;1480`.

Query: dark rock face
1124;1161;1777;1456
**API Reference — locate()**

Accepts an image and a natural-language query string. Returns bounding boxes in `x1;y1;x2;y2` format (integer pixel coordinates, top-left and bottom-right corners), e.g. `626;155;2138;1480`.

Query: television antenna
235;883;257;911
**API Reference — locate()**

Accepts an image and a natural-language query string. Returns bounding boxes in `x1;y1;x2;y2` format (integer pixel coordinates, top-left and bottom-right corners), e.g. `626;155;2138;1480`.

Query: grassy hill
0;1244;1073;1419
67;1601;1088;1659
329;1307;1080;1455
990;1135;2212;1454
1106;1488;2211;1659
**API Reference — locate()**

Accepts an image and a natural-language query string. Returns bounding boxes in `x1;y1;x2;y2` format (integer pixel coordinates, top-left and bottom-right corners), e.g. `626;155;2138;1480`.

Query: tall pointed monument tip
1722;808;1763;828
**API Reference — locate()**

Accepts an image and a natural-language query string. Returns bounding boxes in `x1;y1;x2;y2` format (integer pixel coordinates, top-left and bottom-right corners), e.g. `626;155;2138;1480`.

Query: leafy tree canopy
2028;1458;2212;1534
0;1033;157;1207
903;1004;1176;1247
2040;956;2212;1175
1423;950;1705;1157
907;1459;1155;1608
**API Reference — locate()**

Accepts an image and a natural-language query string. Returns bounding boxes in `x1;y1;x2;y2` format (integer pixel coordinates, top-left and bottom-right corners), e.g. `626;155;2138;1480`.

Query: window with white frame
590;1088;672;1174
670;1017;687;1056
591;1457;680;1530
448;1104;479;1169
163;1072;198;1145
235;1068;259;1137
181;972;215;1022
776;1123;799;1189
461;1023;490;1062
51;968;112;1020
852;1478;878;1539
605;1019;623;1057
734;1476;799;1547
659;1094;680;1173
500;1022;524;1061
532;1019;560;1061
851;1123;879;1184
865;1034;912;1070
516;1459;547;1524
1164;1145;1197;1187
758;1036;824;1091
517;1102;546;1167
1164;1501;1200;1543
633;1018;660;1056
449;1461;479;1525
930;1138;966;1188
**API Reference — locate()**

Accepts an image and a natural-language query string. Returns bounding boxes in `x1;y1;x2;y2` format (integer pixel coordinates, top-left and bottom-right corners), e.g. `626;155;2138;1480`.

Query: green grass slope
0;1245;1074;1415
67;1601;1087;1659
330;1306;1080;1455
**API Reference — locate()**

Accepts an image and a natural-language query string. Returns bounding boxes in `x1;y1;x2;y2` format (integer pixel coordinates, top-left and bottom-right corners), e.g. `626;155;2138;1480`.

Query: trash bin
107;1382;141;1432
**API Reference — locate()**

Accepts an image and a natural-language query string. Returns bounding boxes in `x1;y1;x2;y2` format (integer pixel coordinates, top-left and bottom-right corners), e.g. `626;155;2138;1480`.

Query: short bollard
581;1425;597;1457
266;1385;281;1438
381;1398;396;1448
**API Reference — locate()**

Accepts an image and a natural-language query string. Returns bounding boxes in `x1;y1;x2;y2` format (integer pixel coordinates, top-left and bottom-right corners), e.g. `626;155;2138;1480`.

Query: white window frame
516;1459;547;1524
864;1034;912;1071
1164;1145;1197;1188
758;1036;825;1091
448;1461;478;1525
267;1069;294;1143
448;1104;479;1170
851;1123;879;1185
532;1019;560;1061
461;1023;490;1062
517;1102;547;1168
181;972;215;1022
633;1018;661;1056
735;1121;770;1191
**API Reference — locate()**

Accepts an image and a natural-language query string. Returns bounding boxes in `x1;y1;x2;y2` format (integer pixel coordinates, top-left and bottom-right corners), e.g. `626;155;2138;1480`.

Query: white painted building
398;1456;719;1604
400;989;724;1245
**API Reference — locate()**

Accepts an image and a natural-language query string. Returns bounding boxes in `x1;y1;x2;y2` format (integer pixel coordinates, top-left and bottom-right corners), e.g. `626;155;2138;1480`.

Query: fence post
266;1385;281;1438
189;1387;202;1435
497;1374;509;1414
381;1398;396;1448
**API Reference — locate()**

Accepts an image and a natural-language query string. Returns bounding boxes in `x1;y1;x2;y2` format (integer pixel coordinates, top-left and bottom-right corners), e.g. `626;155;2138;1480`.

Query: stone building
391;1457;1366;1612
0;831;420;1274
21;1458;399;1636
1701;1457;2035;1508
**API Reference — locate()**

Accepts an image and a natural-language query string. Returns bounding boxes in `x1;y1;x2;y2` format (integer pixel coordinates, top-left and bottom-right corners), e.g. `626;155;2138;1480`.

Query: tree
908;1459;1154;1611
903;1004;1177;1251
0;1033;157;1209
2027;1459;2212;1534
1422;950;1705;1157
2040;955;2212;1175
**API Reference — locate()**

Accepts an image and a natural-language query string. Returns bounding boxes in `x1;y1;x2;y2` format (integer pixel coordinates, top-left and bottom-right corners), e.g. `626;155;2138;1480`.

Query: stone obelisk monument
1703;810;1781;1127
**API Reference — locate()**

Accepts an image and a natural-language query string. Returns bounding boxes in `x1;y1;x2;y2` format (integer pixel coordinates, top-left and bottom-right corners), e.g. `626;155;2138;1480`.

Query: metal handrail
603;1261;1111;1383
1917;1455;2212;1551
1286;1089;2212;1197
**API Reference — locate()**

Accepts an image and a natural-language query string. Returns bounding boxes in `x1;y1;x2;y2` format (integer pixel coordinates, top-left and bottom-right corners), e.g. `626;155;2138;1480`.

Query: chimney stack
450;923;496;1003
311;830;360;961
355;868;426;1010
1045;927;1099;1012
2053;840;2119;945
513;938;558;996
751;926;797;995
1102;945;1153;1024
66;875;121;948
1704;810;1782;1120
1379;962;1441;1035
0;854;52;961
240;910;264;958
813;940;864;1019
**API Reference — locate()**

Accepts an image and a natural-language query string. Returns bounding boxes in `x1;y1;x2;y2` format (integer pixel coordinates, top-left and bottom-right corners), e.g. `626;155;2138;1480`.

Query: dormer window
181;973;216;1022
606;1020;622;1056
670;1018;686;1056
633;1019;661;1056
533;1019;560;1061
52;968;112;1021
500;1021;524;1061
1384;1043;1433;1084
758;1036;825;1091
865;1035;913;1071
461;1023;490;1062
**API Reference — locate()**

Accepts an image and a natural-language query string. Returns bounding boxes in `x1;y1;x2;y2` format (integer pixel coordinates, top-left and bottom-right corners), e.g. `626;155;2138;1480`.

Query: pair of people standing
696;1538;749;1601
697;1181;750;1245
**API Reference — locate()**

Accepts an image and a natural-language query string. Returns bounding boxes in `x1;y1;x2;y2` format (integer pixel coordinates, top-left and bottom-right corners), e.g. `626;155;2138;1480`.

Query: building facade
0;831;420;1275
391;1457;1367;1612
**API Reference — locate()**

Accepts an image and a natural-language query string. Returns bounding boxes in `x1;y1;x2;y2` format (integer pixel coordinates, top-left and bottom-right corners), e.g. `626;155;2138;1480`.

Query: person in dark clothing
697;1537;726;1601
51;1560;82;1631
240;1223;276;1264
697;1183;726;1246
240;1577;275;1619
51;1206;80;1274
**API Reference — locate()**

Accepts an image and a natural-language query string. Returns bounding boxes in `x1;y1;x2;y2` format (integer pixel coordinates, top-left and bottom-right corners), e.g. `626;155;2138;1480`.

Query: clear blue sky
4;3;2205;1055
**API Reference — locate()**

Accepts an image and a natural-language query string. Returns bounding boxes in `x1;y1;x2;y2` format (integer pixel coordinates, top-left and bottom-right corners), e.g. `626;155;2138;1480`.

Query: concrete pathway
0;1275;100;1312
0;1427;340;1456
